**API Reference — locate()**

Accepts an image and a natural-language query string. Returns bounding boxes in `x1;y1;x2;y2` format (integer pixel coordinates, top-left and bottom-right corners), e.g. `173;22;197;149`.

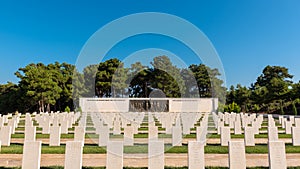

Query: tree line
0;55;299;114
225;65;300;115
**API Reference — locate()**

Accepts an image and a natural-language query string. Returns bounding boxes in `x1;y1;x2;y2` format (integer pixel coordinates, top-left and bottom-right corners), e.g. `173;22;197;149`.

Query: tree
95;59;121;97
255;65;293;102
180;68;199;97
292;100;298;116
0;82;22;113
72;68;86;109
150;56;185;97
189;64;226;103
83;64;98;97
15;63;62;112
224;102;241;113
127;62;152;98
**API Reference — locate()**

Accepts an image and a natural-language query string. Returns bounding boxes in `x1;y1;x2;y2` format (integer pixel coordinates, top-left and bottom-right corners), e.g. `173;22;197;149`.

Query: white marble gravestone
52;117;59;127
285;121;292;134
292;127;300;146
229;141;246;169
268;141;287;169
0;126;11;146
279;116;283;124
113;120;121;135
196;126;207;145
268;127;279;142
22;141;42;169
148;140;164;169
148;126;158;141
221;127;231;146
234;120;242;134
61;120;69;134
25;126;36;142
49;126;61;146
124;126;134;146
98;126;110;146
172;126;182;146
244;127;255;146
282;118;286;129
74;126;85;144
8;119;16;134
295;118;300;127
290;116;295;124
42;118;50;134
64;141;83;169
0;117;4;127
188;141;205;169
106;141;123;169
217;120;224;135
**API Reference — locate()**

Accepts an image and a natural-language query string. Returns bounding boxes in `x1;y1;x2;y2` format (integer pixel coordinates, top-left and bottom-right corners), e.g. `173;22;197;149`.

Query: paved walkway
1;154;300;167
10;137;293;144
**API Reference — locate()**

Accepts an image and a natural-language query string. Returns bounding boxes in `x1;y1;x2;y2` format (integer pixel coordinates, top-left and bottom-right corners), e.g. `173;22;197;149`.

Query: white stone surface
148;140;164;169
220;127;231;146
74;126;85;144
196;126;207;145
234;120;242;134
292;127;300;146
80;98;218;112
49;126;61;146
124;126;134;146
244;127;255;146
148;126;158;141
25;126;36;142
268;127;279;142
229;141;246;169
106;141;123;169
285;121;292;134
188;141;205;169
0;126;11;146
172;126;182;146
98;126;110;146
22;141;41;169
61;120;69;134
64;141;83;169
268;141;287;169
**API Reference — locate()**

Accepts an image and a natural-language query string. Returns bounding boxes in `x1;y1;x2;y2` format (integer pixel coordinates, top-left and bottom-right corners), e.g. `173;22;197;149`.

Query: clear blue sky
1;0;300;88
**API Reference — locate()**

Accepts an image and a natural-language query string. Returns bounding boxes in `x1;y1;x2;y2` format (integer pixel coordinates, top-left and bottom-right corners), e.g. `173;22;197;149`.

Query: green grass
11;133;75;139
2;143;300;154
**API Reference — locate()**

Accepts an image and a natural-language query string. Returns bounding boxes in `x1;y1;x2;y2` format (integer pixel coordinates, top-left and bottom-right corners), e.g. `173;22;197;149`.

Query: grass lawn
2;143;300;154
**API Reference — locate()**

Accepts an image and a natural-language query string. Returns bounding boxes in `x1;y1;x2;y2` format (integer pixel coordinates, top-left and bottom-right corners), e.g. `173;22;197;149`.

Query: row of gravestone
0;112;81;147
86;112;208;147
21;139;287;169
215;112;300;146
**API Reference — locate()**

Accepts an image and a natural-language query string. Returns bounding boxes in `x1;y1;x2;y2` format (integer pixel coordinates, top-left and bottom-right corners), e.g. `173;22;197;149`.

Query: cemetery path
1;153;300;167
11;138;292;144
10;138;293;144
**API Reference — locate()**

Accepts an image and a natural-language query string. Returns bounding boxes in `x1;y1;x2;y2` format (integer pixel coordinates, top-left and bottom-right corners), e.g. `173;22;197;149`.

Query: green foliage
189;64;226;103
224;102;241;113
150;56;186;98
83;64;99;97
5;58;300;115
64;106;70;113
95;59;124;97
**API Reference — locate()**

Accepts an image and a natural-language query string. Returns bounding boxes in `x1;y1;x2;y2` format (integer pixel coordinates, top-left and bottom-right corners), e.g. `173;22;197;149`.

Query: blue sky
1;0;300;88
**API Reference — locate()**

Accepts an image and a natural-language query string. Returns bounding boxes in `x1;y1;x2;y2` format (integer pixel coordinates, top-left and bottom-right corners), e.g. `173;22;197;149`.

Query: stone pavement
10;137;293;144
1;154;300;167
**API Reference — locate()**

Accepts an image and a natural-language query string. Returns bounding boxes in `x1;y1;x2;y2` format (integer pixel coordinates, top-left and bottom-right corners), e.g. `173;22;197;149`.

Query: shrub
64;106;70;113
